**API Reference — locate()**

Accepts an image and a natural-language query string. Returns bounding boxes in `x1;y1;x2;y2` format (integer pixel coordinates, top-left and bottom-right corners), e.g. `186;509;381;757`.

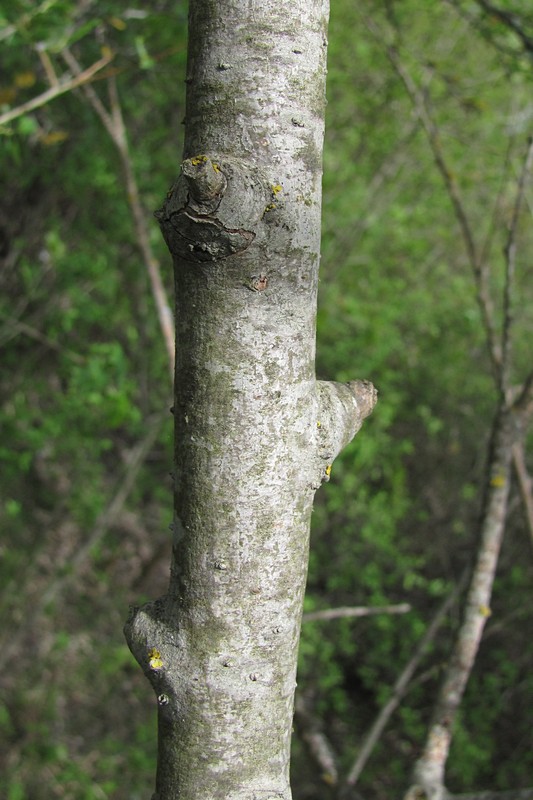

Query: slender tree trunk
124;2;376;799
405;391;533;800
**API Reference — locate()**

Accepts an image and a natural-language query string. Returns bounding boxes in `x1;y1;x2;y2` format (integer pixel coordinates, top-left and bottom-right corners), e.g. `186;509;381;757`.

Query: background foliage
1;1;532;798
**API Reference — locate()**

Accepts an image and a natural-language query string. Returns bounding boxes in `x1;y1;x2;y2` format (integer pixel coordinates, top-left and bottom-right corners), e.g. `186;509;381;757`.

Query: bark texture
124;2;376;799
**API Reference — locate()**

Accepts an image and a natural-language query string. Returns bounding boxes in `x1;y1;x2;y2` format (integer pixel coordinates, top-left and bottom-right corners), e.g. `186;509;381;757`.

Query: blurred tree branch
295;694;339;788
443;0;533;61
472;0;533;55
380;33;502;381
342;576;466;792
60;48;175;379
0;30;176;379
302;603;410;622
0;51;113;127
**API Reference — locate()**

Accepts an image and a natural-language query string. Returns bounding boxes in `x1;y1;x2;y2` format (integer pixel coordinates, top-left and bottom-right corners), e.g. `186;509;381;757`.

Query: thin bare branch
474;0;533;55
482;603;532;640
60;48;175;379
36;46;60;87
325;116;421;279
295;695;339;786
107;76;175;377
302;603;411;623
0;52;113;127
363;18;502;381
343;577;466;789
501;137;533;392
60;47;115;137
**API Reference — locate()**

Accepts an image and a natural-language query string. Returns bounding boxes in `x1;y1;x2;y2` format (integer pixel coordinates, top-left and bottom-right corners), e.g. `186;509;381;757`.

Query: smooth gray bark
124;2;376;799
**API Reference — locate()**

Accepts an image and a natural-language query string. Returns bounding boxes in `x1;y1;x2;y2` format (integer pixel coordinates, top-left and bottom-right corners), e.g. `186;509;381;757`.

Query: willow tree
124;2;376;798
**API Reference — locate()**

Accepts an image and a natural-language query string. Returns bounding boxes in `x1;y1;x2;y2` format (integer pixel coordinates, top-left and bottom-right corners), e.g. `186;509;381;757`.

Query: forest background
1;1;532;798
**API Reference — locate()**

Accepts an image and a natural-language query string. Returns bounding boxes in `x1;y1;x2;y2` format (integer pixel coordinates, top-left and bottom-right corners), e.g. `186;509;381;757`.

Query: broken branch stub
155;154;271;263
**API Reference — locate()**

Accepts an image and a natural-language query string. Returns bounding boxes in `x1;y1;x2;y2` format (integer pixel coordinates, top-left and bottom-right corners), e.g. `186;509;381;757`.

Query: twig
443;0;533;64
343;578;465;789
295;695;339;785
482;603;532;640
380;37;503;382
36;46;60;87
302;604;411;623
60;48;175;380
0;52;113;127
324;116;421;279
107;75;175;378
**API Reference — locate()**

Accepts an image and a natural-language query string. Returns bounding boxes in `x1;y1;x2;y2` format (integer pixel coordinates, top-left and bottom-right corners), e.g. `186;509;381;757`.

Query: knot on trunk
155;155;272;263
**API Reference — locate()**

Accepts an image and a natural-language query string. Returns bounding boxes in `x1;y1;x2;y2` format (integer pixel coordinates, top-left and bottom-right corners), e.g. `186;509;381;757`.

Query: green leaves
1;0;532;796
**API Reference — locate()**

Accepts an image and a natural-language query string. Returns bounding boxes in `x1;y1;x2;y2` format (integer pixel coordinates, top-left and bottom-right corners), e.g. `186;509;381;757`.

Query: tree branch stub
156;154;271;263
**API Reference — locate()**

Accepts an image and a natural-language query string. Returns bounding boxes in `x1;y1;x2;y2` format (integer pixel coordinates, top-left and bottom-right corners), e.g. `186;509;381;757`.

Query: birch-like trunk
124;2;376;798
405;390;533;800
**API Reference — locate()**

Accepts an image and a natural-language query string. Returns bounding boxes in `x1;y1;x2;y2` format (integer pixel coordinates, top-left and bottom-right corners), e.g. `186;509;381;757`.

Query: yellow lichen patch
478;605;491;618
490;474;506;488
148;647;164;670
325;465;332;477
264;184;283;213
190;155;208;166
316;421;322;428
212;162;221;172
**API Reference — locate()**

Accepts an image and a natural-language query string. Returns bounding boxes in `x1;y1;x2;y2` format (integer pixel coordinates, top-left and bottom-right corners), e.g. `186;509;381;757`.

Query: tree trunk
405;393;533;800
124;2;376;798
